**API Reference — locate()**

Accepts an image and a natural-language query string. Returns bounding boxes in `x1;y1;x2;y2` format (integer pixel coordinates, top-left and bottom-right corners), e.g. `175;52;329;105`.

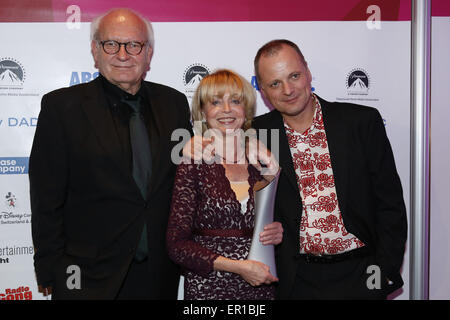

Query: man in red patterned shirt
252;39;407;299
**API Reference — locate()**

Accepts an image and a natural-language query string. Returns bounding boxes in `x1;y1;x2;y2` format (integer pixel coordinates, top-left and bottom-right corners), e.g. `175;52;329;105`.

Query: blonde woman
166;69;282;300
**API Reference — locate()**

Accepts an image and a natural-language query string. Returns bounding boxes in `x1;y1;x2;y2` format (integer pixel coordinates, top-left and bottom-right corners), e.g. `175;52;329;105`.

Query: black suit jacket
29;77;192;299
252;95;407;299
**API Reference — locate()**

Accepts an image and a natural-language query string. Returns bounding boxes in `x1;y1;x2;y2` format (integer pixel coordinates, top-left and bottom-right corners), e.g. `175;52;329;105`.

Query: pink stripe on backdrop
54;0;409;22
398;0;412;21
0;0;415;22
432;0;450;17
1;0;449;22
52;0;368;22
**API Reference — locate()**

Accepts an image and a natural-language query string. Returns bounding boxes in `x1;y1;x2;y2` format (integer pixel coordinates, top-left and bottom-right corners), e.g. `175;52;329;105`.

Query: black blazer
29;77;192;299
252;95;407;299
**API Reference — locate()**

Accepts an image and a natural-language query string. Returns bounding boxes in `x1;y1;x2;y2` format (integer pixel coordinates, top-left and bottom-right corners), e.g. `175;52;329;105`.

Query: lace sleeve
166;163;220;277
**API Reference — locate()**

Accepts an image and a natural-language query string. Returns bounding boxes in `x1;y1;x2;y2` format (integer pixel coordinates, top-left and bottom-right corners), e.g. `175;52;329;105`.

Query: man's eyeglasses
99;40;147;55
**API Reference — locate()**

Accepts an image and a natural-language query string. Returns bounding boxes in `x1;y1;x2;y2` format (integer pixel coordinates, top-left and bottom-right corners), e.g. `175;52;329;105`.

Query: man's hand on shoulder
182;135;215;163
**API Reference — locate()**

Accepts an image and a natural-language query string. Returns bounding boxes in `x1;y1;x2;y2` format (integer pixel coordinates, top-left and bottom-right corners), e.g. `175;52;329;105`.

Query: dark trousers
116;259;152;300
289;253;387;300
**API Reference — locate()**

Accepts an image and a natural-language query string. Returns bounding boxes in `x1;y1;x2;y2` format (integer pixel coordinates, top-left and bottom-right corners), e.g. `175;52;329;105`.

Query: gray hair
90;8;155;49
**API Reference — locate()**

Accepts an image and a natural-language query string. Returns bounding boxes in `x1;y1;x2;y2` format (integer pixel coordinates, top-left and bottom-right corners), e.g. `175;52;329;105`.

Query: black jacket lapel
80;78;139;192
319;96;350;213
277;116;300;194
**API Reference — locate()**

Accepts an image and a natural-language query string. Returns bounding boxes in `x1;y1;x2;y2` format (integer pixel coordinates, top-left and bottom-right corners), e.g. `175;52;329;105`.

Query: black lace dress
166;162;275;300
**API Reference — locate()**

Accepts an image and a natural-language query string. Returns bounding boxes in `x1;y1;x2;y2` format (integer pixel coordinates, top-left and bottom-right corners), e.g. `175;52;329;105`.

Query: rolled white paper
247;169;280;278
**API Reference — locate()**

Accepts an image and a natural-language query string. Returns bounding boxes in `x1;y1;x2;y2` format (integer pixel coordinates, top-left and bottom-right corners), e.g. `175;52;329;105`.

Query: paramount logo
0;58;25;87
186;74;203;87
182;63;211;100
346;68;370;95
0;69;22;86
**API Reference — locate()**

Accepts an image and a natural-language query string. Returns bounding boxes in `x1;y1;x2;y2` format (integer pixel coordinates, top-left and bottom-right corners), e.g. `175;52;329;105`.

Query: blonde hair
191;69;256;134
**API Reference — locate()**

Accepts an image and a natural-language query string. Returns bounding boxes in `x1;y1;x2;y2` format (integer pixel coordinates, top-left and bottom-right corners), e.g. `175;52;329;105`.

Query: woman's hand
236;260;279;286
259;222;283;245
214;256;278;286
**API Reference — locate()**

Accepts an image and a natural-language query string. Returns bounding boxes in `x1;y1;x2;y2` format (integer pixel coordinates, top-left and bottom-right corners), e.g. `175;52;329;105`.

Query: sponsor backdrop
0;0;447;300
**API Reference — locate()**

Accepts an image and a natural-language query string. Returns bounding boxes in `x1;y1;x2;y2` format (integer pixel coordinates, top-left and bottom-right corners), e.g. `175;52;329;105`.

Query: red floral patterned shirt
285;95;365;255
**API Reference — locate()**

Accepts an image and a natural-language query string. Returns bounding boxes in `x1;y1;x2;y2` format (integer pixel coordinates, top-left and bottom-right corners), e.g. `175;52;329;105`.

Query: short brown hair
191;69;256;134
254;39;307;85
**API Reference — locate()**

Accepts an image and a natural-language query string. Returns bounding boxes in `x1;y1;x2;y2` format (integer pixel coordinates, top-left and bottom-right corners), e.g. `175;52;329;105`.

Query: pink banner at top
432;0;450;17
0;0;449;23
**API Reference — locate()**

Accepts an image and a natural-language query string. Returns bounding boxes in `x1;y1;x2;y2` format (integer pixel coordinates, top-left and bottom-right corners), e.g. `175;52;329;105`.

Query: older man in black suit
29;8;192;299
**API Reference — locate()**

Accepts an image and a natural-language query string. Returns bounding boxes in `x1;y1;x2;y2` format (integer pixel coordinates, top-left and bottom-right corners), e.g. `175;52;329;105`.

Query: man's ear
147;46;153;61
145;46;153;72
91;40;99;68
306;67;312;83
